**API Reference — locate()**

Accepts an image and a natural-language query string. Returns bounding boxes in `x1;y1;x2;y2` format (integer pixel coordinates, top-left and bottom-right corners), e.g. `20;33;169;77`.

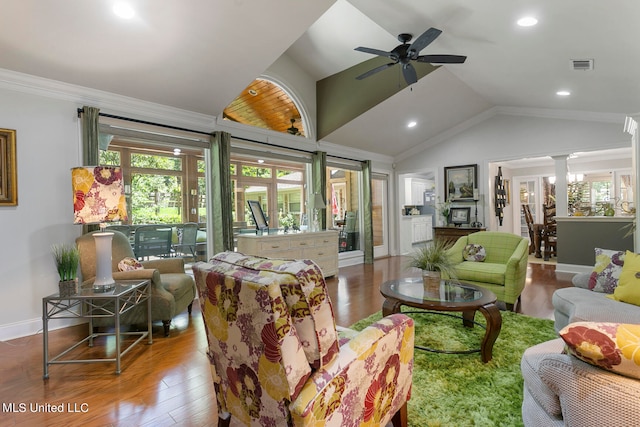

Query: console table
42;280;152;378
433;226;486;246
236;230;339;277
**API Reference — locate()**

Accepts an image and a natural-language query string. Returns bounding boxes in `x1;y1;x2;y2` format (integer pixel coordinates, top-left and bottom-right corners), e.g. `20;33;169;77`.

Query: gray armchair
76;230;196;336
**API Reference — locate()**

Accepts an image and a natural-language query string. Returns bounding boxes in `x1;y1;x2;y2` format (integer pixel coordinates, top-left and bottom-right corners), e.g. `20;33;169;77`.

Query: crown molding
494;105;626;124
0;68;216;131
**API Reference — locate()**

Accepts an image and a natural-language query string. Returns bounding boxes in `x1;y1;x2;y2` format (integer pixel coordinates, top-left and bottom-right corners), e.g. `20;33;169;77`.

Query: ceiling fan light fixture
517;17;538;27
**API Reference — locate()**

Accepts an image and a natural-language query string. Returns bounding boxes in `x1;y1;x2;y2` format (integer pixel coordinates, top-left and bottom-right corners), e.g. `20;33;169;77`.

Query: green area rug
350;310;557;427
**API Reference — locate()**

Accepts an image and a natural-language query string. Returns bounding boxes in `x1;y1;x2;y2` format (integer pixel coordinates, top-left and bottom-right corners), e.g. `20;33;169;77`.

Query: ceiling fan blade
417;54;467;64
354;46;393;58
402;63;418;85
356;62;396;80
407;27;442;57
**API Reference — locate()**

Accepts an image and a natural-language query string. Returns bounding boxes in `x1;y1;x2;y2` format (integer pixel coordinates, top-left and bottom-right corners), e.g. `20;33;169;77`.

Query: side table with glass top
380;277;502;363
42;279;152;379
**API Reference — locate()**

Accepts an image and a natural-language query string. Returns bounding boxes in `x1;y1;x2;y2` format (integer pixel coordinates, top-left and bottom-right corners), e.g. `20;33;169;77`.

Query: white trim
0;317;86;343
555;263;592;274
0;67;216;132
338;250;364;268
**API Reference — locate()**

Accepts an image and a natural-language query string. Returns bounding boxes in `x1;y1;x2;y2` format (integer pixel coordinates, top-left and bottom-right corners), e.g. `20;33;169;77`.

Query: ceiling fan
354;27;466;85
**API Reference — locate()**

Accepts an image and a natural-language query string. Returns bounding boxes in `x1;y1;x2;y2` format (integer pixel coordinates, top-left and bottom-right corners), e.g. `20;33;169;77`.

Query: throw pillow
610;251;640;306
559;321;640;380
118;257;143;271
463;243;486;262
588;248;625;293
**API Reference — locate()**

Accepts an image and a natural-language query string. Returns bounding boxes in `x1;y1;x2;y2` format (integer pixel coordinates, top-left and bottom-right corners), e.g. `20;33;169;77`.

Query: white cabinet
236;231;339;277
411;216;432;244
400;217;414;255
400;215;433;254
411;180;427;205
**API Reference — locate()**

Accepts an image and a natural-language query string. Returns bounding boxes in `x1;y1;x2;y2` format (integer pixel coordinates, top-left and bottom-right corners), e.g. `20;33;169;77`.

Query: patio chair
133;224;173;260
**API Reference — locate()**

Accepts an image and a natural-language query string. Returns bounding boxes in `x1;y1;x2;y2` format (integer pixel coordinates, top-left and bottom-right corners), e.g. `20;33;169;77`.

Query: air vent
571;59;594;71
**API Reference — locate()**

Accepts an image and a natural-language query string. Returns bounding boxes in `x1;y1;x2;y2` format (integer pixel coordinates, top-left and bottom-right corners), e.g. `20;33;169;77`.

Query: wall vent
571;59;594;71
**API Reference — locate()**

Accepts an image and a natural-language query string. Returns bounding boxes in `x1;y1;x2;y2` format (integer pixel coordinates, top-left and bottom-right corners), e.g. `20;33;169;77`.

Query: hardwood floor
0;257;573;427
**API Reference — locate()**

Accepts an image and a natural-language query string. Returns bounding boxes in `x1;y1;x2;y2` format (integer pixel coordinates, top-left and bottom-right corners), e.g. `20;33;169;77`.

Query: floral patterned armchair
192;251;414;426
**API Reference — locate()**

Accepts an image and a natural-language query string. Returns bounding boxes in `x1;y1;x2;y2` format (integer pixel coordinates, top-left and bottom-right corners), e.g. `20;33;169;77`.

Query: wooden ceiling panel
223;79;305;136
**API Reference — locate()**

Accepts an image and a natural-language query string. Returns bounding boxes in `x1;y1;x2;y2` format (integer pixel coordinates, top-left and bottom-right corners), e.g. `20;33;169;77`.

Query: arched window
223;78;306;137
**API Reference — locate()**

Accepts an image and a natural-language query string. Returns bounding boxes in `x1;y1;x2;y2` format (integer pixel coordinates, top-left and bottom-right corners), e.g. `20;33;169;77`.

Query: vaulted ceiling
0;0;638;159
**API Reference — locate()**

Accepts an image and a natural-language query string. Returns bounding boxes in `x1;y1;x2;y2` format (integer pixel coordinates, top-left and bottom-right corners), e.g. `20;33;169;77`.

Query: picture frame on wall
0;128;17;206
247;200;268;233
444;164;477;201
450;207;471;226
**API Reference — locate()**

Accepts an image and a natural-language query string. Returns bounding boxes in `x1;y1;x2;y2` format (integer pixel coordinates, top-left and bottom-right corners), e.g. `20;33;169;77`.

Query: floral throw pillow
118;257;143;271
588;248;625;293
560;321;640;380
463;244;486;262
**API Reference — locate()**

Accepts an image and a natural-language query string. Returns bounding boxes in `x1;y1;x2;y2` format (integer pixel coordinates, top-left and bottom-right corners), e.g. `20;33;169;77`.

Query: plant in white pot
52;244;80;297
407;238;457;290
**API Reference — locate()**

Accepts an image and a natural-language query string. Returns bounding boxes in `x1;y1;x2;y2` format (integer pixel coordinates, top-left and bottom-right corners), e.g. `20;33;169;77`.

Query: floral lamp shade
71;166;127;224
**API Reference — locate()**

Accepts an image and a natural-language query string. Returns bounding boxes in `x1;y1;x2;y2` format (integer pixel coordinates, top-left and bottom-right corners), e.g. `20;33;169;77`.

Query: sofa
76;230;196;336
192;251;415;426
444;231;529;310
521;249;640;426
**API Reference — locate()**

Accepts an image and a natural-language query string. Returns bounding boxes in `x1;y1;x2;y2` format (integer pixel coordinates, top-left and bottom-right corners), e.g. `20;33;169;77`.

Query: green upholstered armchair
444;231;529;310
76;230;196;336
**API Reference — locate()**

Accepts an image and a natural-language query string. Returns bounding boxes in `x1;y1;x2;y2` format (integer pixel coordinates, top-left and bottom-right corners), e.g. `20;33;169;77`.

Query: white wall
395;111;631;236
0;88;83;339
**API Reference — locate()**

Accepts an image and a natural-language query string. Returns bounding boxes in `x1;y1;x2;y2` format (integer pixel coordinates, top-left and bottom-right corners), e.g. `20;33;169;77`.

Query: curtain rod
77;108;364;163
77;108;211;136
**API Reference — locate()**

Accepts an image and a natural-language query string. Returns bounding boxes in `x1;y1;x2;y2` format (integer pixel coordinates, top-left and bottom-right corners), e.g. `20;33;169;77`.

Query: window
99;143;205;224
231;155;307;232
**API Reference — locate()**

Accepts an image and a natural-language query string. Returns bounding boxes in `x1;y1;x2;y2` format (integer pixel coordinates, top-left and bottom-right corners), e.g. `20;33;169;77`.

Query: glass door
372;174;389;258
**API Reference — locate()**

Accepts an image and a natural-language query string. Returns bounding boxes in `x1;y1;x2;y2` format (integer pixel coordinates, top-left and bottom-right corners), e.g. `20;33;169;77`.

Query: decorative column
551;155;569;217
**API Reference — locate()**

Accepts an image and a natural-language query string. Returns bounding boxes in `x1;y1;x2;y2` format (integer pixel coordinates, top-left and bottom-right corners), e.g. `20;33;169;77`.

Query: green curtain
209;131;234;254
362;160;374;264
81;106;100;166
312;151;327;230
80;106;101;233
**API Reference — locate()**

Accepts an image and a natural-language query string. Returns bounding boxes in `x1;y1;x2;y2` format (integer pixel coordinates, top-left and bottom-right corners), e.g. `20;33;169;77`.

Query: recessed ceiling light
113;2;135;19
248;89;258;96
556;90;571;96
407;121;417;128
517;17;538;27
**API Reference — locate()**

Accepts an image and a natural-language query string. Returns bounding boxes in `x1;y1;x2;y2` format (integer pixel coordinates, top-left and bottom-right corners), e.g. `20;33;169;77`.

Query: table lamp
312;193;326;232
71;166;128;292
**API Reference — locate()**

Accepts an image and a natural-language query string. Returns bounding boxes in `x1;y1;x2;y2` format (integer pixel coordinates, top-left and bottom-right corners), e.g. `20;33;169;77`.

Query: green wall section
316;57;438;140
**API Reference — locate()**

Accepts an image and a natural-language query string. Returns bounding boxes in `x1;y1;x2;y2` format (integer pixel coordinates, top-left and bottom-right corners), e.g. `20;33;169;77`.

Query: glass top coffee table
380;277;502;363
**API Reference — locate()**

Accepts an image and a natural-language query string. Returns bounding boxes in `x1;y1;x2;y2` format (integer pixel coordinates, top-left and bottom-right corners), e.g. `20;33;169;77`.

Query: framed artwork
247;200;268;232
444;164;477;201
0;129;17;206
450;207;471;225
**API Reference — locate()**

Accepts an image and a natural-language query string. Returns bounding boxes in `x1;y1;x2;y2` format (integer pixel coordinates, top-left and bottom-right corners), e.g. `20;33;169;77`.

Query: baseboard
0;317;87;342
339;250;364;268
555;263;592;274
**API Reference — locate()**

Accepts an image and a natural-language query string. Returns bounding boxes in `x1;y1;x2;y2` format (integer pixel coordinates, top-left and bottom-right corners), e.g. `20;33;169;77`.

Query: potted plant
407;238;457;290
52;244;80;297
